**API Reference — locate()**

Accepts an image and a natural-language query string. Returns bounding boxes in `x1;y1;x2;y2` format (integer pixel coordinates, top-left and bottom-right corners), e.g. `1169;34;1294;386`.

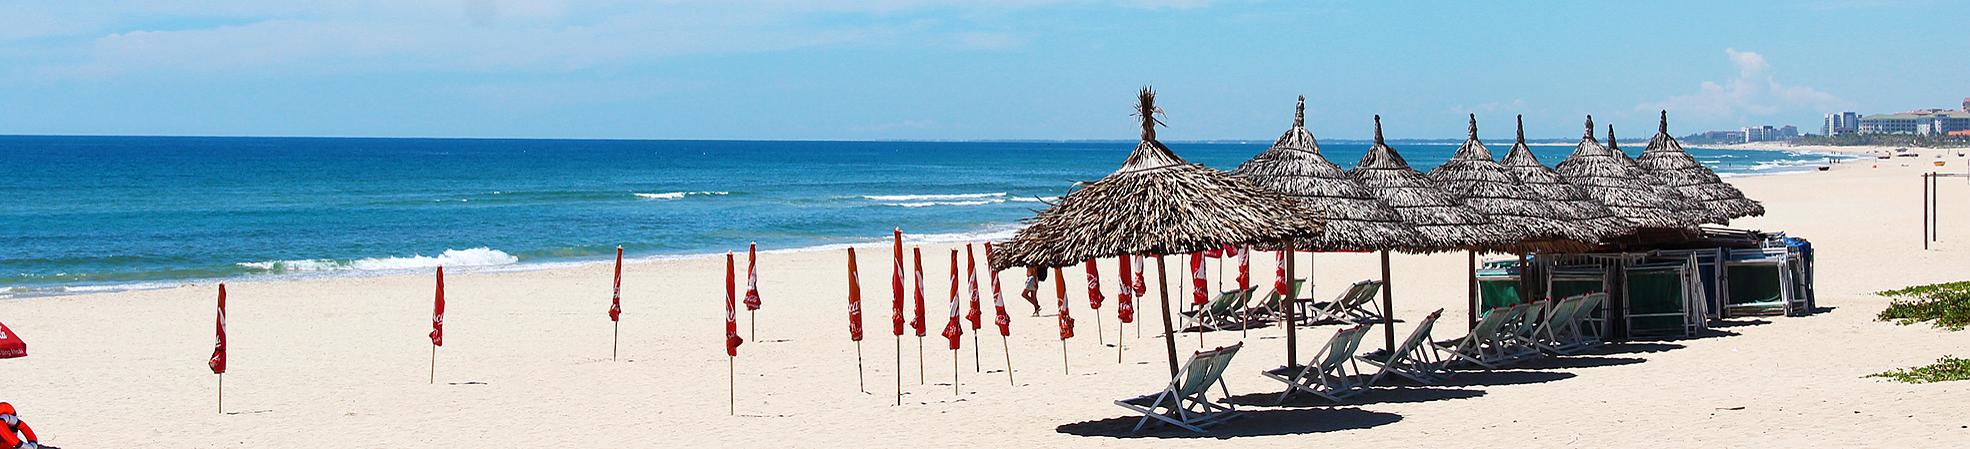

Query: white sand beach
5;152;1970;448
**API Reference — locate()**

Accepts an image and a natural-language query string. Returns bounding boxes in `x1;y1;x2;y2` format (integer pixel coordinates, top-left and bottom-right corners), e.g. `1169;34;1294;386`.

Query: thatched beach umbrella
1610;125;1726;226
1497;116;1638;307
992;88;1324;375
1427;114;1605;328
1638;111;1765;221
1555;116;1712;229
1230;97;1422;365
1350;116;1523;349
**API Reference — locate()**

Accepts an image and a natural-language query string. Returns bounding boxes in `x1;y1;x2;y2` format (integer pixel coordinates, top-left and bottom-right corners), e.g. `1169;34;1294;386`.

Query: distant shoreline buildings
1685;97;1970;144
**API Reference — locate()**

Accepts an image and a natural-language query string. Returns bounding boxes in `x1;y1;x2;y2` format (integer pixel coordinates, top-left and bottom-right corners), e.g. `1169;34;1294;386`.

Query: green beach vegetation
1870;281;1970;383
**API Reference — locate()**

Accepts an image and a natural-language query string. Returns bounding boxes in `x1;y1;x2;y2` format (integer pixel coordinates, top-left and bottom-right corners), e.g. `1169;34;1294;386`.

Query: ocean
0;135;1848;297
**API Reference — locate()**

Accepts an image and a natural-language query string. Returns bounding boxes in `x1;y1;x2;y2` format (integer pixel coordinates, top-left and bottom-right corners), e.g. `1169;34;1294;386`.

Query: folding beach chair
1303;280;1384;325
1180;287;1257;331
1564;293;1608;350
1360;309;1451;385
1246;279;1305;322
1503;300;1549;359
1436;304;1530;369
1532;295;1586;354
1262;324;1372;404
1115;343;1245;433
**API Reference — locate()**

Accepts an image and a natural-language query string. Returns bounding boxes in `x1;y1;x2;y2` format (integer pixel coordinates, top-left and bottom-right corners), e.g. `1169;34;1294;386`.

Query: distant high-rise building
1741;124;1796;142
1823;112;1860;135
1860;111;1970;135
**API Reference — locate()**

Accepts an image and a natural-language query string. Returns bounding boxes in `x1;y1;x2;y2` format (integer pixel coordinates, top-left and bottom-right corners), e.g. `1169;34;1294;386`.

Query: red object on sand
744;243;762;311
891;229;905;337
911;248;927;337
1116;255;1134;324
609;247;623;322
0;320;27;359
430;267;446;347
1235;246;1250;292
209;284;228;374
964;244;982;330
1084;259;1104;311
725;253;743;356
1056;267;1074;340
942;250;963;350
1275;249;1290;301
985;243;1011;337
1190;253;1207;306
847;248;863;342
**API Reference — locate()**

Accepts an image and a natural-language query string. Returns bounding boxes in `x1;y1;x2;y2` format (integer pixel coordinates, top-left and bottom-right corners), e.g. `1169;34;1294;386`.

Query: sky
1;0;1965;141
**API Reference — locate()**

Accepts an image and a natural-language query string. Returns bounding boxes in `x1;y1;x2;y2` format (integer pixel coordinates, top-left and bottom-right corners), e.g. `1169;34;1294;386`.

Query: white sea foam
863;192;1006;201
1008;196;1056;203
888;199;1007;208
239;247;520;273
635;191;730;200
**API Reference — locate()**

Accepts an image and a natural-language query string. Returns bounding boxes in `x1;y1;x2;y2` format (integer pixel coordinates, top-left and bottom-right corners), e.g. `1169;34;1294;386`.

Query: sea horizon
0;134;1855;298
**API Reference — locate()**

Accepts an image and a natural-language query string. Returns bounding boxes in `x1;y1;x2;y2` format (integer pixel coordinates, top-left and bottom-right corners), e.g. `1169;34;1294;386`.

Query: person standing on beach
1021;267;1045;316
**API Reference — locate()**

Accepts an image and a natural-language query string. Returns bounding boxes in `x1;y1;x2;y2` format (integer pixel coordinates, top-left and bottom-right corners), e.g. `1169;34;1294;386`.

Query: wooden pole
1380;250;1396;352
917;336;925;384
972;333;979;373
1001;334;1015;385
750;310;757;342
856;340;866;393
1468;251;1479;330
612;322;619;361
429;345;436;385
1933;172;1940;242
217;373;223;414
952;349;960;395
894;335;902;406
728;356;735;415
1924;173;1931;250
1060;338;1069;375
1095;309;1105;346
1116;317;1124;363
1155;255;1179;376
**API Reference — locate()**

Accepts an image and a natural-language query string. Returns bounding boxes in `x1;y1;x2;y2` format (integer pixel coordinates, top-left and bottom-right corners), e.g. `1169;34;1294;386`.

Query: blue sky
1;1;1964;140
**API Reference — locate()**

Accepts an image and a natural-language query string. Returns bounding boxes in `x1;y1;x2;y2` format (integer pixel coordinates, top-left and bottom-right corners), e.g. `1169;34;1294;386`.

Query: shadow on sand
1056;407;1401;439
1222;386;1485;407
1578;342;1685;355
1506;356;1646;370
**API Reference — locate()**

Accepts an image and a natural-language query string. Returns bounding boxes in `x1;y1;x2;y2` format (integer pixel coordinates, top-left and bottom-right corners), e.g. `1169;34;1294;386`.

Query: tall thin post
1517;252;1532;302
1924;173;1931;250
1116;317;1125;363
917;336;925;384
429;345;436;385
1095;310;1105;346
1933;172;1940;242
1060;339;1069;375
1001;334;1014;385
1155;255;1179;376
728;356;736;415
856;341;866;393
217;373;224;414
1380;250;1396;351
952;348;960;395
612;322;619;361
972;334;979;373
1467;251;1479;330
894;336;902;406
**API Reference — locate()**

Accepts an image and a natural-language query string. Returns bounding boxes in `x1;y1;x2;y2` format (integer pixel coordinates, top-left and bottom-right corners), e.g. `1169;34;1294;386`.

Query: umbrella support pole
894;335;902;406
1468;251;1479;330
728;356;735;416
856;340;866;393
973;333;980;373
1116;319;1125;363
1060;339;1069;375
1155;255;1179;377
1380;251;1396;352
952;350;960;395
917;336;925;384
750;310;756;342
612;322;620;361
429;345;437;385
1001;334;1014;385
1517;252;1532;304
1095;313;1105;346
217;373;223;415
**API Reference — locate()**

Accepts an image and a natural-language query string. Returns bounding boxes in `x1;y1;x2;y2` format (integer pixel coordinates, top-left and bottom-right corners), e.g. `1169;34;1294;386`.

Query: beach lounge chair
1247;279;1306;322
1560;293;1608;351
1262;324;1372;404
1115;343;1244;433
1531;295;1586;354
1360;309;1451;385
1180;287;1257;331
1504;300;1550;359
1436;304;1530;369
1303;280;1385;325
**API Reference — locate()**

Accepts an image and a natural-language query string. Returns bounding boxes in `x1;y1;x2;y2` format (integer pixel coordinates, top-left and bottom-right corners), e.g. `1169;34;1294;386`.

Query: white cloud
1636;48;1845;123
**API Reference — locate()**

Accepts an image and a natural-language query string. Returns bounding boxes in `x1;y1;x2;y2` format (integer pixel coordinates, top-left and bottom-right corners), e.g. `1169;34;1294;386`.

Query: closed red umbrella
889;229;906;405
911;247;927;384
1;320;26;359
984;242;1014;385
1190;253;1207;306
609;246;623;360
965;243;983;373
848;247;865;392
428;266;444;384
725;252;742;415
744;242;762;341
209;284;227;375
1084;259;1105;345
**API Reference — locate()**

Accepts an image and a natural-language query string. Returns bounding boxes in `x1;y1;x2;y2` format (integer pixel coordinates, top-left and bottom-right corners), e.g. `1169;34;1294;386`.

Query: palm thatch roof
1554;116;1710;229
1609;125;1727;226
1347;116;1522;252
990;88;1324;271
1229;97;1422;251
1637;111;1765;221
1497;115;1637;243
1426;114;1604;249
